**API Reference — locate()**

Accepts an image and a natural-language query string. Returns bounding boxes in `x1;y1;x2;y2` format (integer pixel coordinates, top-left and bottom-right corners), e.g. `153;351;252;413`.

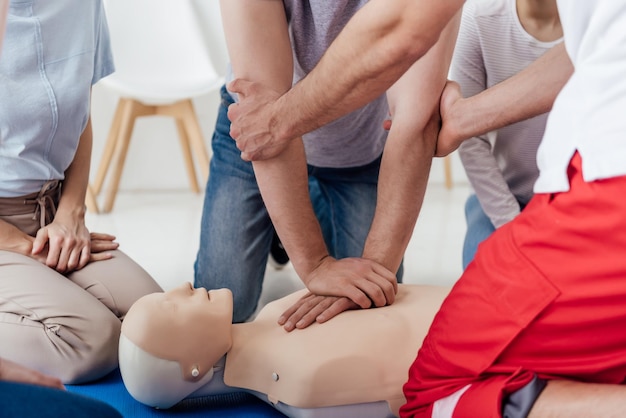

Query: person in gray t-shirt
194;0;459;325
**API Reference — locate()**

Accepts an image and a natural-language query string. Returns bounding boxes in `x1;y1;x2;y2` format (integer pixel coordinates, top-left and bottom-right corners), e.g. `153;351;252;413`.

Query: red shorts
401;153;626;417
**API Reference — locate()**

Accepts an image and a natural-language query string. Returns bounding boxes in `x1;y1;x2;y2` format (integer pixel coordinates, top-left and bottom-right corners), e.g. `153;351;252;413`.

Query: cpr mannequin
119;283;450;418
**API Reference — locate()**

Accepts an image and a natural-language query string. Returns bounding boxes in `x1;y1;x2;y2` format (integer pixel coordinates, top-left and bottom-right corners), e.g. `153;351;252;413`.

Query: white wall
90;2;466;193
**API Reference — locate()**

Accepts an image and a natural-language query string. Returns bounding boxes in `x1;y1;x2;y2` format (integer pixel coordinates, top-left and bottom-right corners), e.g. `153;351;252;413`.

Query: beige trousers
0;183;162;384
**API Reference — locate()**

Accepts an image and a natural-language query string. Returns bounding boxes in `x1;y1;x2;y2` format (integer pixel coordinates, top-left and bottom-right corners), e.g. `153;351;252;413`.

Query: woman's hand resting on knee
30;229;118;274
0;219;118;274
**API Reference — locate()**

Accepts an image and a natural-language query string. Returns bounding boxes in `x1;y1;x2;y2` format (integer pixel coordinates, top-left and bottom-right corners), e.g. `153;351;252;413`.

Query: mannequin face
160;282;233;323
122;283;234;381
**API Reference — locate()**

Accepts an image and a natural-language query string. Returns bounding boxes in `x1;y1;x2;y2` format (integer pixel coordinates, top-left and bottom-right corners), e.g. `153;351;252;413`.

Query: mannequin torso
226;285;447;414
119;284;450;417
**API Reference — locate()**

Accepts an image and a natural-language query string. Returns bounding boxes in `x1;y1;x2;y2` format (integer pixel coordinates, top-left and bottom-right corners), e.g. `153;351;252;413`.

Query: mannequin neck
185;356;237;398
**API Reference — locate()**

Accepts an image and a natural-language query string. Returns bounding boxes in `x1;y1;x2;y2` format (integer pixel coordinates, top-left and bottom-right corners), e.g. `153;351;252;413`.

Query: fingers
240;143;286;162
279;294;337;332
343;260;397;307
90;238;119;253
90;232;115;241
88;232;118;261
279;296;359;332
227;78;253;98
89;252;114;263
371;262;398;294
40;231;92;273
292;297;335;330
63;244;81;272
277;293;312;325
383;119;392;131
315;298;358;324
47;236;77;272
29;371;65;390
240;151;253;162
342;286;374;309
227;103;242;140
305;257;398;308
354;279;386;308
77;246;90;271
31;228;49;255
226;79;288;162
0;358;65;390
44;233;62;270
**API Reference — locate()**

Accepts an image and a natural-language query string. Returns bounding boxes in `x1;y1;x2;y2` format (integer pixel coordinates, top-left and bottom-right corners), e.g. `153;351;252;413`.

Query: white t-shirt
535;0;626;193
452;0;562;227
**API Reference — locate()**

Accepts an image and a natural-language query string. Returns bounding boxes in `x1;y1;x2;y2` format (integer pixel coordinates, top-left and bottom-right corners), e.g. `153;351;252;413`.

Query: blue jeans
194;86;403;322
0;381;121;418
462;194;496;270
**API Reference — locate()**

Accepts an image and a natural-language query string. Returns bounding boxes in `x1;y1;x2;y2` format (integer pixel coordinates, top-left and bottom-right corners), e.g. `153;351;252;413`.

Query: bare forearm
221;0;329;279
447;42;572;144
0;219;33;254
364;130;433;273
271;0;464;143
363;13;460;273
56;117;92;221
529;380;626;418
253;143;328;279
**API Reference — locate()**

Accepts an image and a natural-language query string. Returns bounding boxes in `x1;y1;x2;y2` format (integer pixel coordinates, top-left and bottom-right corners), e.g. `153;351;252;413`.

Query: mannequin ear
190;364;214;381
119;334;215;409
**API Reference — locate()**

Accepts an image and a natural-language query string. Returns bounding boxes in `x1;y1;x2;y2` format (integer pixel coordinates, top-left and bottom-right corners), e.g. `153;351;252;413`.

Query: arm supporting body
220;0;328;278
363;13;460;273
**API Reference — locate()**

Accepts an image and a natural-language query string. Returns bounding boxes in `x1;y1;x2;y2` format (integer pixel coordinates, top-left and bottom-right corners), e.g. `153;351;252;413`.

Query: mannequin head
119;283;234;407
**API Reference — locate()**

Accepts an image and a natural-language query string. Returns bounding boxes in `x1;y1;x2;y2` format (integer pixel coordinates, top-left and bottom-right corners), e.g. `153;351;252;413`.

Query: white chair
92;0;223;212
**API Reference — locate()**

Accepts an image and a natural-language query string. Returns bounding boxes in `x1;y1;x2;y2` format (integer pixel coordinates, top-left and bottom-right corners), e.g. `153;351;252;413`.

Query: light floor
85;182;470;310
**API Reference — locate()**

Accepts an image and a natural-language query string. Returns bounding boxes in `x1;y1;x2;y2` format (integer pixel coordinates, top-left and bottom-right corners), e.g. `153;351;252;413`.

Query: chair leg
444;155;453;190
85;184;100;214
179;99;210;183
93;99;127;196
175;118;200;193
102;100;140;213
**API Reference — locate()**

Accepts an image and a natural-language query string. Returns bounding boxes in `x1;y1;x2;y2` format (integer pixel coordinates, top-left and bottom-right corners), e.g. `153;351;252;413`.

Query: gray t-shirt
226;0;388;168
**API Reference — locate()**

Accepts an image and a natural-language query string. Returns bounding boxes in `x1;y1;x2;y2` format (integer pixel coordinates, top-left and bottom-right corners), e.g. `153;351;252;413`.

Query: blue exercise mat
67;369;287;418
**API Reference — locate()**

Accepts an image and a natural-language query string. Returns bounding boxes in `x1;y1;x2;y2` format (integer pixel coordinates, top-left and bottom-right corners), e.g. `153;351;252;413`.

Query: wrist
54;204;86;223
5;236;35;257
295;252;331;286
448;98;469;144
270;96;297;145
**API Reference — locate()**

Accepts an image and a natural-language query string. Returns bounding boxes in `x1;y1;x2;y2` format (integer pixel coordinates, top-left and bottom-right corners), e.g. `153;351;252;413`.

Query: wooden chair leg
175;118;200;193
180;99;210;183
93;99;127;196
444;155;453;190
102;100;141;213
85;184;100;214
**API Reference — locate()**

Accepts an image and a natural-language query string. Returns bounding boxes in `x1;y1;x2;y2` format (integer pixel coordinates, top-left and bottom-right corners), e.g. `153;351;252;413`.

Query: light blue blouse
0;0;114;197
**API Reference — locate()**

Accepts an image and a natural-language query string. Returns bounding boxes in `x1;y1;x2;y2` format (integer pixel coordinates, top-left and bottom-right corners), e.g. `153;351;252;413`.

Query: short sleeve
92;0;115;85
